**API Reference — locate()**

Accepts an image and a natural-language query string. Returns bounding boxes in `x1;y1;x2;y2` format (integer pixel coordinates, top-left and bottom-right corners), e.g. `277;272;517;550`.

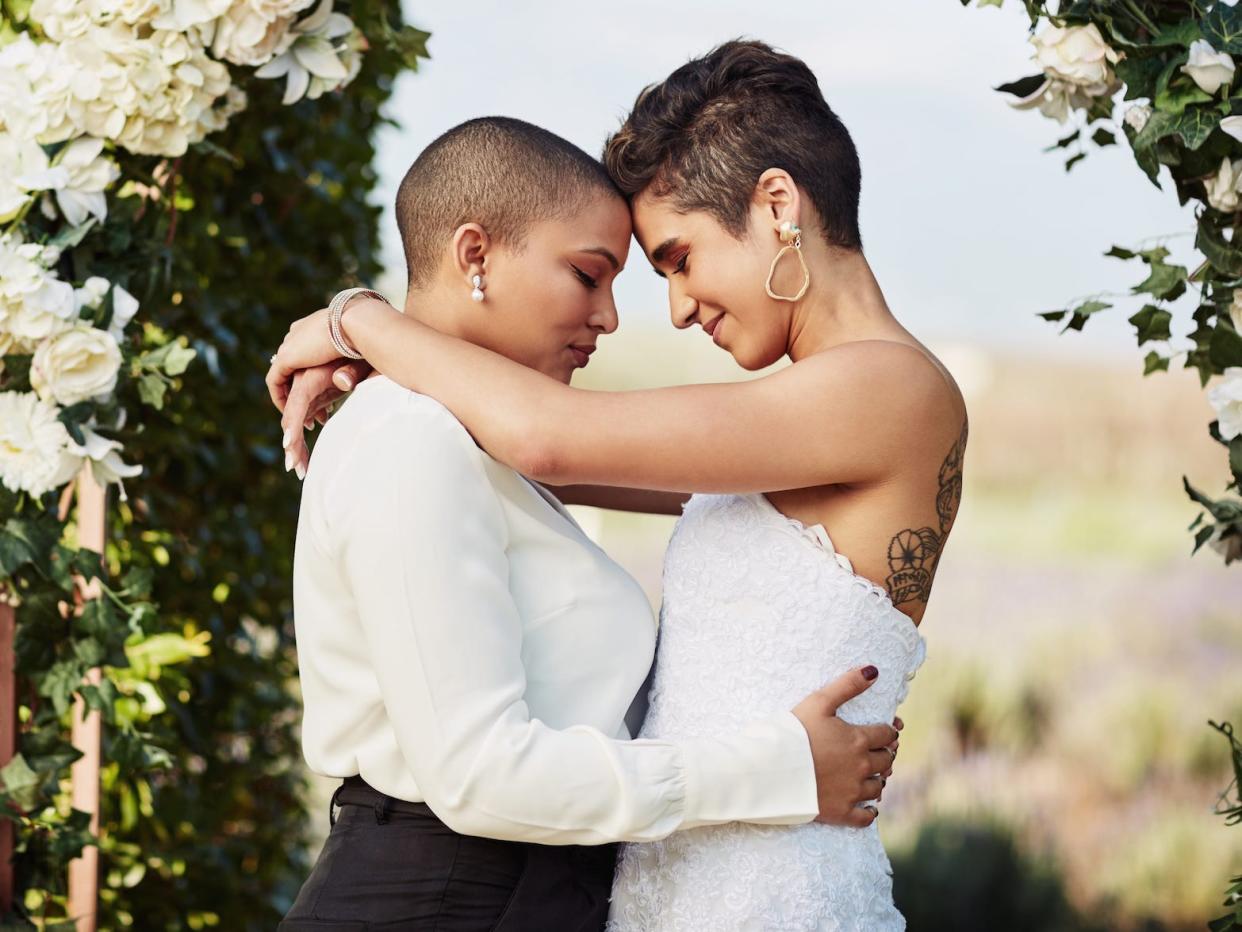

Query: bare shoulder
792;339;967;438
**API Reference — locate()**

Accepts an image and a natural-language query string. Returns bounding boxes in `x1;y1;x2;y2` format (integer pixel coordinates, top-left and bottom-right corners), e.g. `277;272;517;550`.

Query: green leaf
0;516;60;578
1130;305;1173;344
1168;107;1221;150
1105;245;1137;260
0;754;41;811
1048;128;1081;151
1091;128;1116;147
1211;325;1242;368
1153;21;1203;48
1205;3;1242;55
1198;221;1242;277
1144;350;1170;374
1038;310;1068;322
1133;258;1188;301
1156;80;1213;116
37;659;85;717
48;218;97;251
1116;55;1167;100
1065;151;1087;172
1063;299;1112;332
1231;436;1242;488
137;373;168;410
162;342;196;377
996;74;1048;98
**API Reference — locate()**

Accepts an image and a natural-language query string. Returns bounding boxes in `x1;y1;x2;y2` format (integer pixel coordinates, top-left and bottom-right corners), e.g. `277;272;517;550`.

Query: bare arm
548;484;690;516
336;298;947;493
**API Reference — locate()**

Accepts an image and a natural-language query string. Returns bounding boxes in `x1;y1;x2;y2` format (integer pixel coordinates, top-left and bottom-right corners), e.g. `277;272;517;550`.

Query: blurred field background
293;1;1242;927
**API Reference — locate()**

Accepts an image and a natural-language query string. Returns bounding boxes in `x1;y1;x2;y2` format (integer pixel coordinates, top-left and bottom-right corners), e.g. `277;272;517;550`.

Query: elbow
509;429;568;485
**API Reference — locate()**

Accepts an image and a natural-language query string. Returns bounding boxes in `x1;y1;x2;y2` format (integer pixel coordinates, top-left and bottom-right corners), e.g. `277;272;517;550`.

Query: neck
401;279;475;337
784;241;905;363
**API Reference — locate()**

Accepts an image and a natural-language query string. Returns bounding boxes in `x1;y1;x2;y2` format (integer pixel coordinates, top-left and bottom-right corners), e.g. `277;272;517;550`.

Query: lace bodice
607;493;927;931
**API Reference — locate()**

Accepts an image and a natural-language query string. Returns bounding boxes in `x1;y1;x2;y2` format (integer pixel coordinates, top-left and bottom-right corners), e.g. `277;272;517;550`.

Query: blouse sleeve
331;391;819;844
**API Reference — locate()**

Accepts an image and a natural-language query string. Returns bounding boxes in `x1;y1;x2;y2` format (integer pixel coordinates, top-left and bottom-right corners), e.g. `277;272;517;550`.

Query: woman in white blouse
273;118;899;930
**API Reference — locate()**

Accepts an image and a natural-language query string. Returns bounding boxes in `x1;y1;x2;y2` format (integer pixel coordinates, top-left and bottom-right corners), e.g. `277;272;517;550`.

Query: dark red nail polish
862;665;878;681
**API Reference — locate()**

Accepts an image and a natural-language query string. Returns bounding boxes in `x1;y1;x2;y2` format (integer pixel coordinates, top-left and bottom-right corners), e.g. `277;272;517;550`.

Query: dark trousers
278;777;618;931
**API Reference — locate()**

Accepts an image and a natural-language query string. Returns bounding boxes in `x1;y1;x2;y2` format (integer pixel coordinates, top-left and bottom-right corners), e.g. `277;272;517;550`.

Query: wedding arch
962;1;1241;927
0;1;428;926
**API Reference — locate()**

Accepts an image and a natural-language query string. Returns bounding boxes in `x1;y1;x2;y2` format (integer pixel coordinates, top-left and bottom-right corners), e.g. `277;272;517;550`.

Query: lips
569;344;595;368
703;314;724;337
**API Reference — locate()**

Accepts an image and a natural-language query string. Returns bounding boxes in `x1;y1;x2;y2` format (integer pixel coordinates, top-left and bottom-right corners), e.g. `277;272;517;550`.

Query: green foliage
0;3;428;927
891;816;1099;931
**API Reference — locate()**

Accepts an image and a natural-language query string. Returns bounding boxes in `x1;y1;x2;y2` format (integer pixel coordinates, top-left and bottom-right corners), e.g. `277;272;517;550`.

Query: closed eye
571;264;598;289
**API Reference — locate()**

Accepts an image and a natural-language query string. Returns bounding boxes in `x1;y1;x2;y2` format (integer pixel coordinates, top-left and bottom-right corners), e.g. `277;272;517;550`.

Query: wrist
330;289;389;357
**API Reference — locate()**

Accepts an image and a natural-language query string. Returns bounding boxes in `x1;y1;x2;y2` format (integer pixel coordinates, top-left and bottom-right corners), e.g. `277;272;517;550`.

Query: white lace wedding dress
607;493;927;932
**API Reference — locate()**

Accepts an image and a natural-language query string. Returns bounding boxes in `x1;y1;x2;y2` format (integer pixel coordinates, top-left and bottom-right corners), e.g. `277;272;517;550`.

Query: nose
588;293;619;335
669;287;699;330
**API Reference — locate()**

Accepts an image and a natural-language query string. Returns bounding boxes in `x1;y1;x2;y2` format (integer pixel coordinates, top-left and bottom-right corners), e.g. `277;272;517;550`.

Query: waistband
331;775;438;825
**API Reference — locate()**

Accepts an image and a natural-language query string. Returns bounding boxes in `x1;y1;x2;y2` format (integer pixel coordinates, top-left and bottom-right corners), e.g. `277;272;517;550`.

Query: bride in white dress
272;38;965;932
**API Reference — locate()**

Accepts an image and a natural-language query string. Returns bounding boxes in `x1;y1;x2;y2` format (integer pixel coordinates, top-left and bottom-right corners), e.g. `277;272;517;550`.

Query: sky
368;0;1199;361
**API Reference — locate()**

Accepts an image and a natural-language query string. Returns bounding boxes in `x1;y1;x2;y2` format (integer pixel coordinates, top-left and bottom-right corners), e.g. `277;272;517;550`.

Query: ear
450;222;491;284
753;168;802;234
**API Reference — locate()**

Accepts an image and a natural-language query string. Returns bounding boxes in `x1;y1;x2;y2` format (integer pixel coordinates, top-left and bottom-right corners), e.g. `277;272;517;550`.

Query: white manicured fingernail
285;451;294;471
283;428;293;447
295;463;306;481
337;373;354;391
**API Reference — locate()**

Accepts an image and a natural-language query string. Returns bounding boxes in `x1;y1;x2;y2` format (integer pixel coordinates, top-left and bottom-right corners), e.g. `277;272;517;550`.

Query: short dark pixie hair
603;40;862;251
397;116;620;288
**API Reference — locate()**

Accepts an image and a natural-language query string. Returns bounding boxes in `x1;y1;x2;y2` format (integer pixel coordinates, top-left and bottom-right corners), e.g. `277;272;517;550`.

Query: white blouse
292;375;818;845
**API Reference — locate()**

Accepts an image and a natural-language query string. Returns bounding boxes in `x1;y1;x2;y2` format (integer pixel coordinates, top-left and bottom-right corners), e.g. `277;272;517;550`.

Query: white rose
1183;39;1236;96
1205;156;1242;212
1230;290;1242;332
1209;367;1242;440
1032;23;1122;94
30;325;122;406
207;0;312;67
1125;103;1153;133
0;390;80;496
1222;115;1242;143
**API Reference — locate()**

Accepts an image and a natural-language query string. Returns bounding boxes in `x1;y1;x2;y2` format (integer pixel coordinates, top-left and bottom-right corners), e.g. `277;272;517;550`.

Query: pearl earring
471;274;485;303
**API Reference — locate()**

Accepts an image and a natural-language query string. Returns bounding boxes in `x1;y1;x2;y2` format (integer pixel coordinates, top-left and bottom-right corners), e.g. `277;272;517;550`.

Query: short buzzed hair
396;116;621;288
603;40;862;251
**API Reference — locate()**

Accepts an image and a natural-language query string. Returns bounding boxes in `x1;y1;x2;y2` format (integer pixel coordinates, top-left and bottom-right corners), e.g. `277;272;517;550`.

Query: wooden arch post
67;466;106;932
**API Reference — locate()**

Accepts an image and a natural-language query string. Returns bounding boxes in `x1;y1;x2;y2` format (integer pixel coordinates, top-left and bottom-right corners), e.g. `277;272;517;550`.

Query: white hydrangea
2;23;234;158
0;234;77;353
255;0;362;105
0;390;81;497
0;34;77;144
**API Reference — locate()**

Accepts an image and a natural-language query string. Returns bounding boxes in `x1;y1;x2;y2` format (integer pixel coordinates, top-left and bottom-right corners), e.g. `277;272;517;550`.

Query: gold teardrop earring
764;220;810;302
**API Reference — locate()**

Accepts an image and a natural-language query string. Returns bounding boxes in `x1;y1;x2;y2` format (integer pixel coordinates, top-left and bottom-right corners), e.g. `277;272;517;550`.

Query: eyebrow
650;237;680;264
648;237;682;279
579;246;620;270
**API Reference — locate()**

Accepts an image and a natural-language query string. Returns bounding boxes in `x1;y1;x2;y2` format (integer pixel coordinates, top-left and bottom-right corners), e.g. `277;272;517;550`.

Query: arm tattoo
884;421;968;608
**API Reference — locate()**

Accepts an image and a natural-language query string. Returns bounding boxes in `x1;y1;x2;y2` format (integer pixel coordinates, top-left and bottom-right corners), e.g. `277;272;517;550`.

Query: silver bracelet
327;287;389;360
